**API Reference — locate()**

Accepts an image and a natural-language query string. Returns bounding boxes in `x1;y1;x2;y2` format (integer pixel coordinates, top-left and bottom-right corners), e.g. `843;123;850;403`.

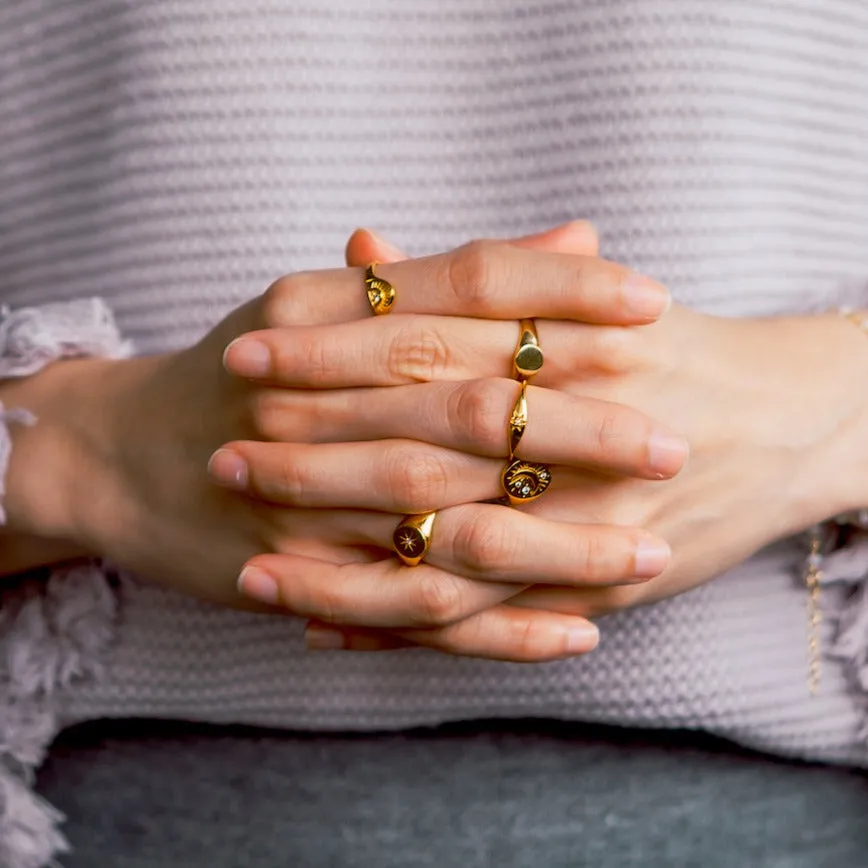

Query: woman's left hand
284;232;868;651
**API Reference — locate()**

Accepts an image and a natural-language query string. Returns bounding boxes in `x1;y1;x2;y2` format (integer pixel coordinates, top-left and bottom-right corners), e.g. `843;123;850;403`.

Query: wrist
821;312;868;518
787;312;868;526
0;357;136;546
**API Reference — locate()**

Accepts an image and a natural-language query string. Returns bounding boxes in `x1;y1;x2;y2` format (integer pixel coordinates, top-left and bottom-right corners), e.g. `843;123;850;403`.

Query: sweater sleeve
812;297;868;748
0;297;131;868
819;519;868;747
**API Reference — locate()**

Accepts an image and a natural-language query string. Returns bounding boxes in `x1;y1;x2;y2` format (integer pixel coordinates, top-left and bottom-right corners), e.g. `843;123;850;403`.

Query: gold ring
501;380;552;505
393;511;437;567
501;460;552;506
507;380;529;459
364;262;395;316
513;319;543;381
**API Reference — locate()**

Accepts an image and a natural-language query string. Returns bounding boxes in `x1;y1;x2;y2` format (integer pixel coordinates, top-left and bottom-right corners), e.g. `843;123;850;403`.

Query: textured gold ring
513;318;543;381
393;511;437;567
500;380;552;506
501;459;552;506
364;262;395;316
507;380;529;459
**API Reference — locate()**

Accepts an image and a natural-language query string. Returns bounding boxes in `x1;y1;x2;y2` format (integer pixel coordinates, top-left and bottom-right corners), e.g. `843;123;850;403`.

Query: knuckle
387;322;451;382
451;379;504;451
262;272;308;327
299;331;339;383
310;578;349;624
454;510;515;573
387;445;450;512
587;327;641;375
250;390;325;441
591;406;626;456
510;616;567;661
575;532;608;581
274;450;309;505
411;572;466;627
446;240;499;310
248;389;283;437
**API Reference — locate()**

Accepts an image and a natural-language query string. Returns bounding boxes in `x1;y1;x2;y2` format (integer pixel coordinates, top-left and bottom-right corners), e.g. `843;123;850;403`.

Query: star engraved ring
513;318;543;380
506;380;530;458
393;511;437;567
500;380;553;506
364;262;396;315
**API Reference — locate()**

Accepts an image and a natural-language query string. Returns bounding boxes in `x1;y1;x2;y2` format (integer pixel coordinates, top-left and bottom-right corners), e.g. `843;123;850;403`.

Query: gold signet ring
364;262;396;315
513;319;543;380
393;511;437;567
501;460;552;506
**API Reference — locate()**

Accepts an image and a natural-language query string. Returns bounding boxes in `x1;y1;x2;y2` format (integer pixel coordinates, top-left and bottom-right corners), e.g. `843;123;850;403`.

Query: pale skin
0;224;684;663
2;223;867;662
225;228;868;651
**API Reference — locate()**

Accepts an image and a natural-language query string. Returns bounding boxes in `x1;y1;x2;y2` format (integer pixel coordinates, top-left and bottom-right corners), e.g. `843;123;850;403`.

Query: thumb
344;220;600;268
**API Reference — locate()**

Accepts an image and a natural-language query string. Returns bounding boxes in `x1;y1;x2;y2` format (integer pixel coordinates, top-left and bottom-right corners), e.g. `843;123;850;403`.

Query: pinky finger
303;605;600;663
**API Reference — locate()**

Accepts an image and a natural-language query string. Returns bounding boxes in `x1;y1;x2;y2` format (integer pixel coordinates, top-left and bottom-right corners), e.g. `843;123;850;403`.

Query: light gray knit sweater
2;1;868;865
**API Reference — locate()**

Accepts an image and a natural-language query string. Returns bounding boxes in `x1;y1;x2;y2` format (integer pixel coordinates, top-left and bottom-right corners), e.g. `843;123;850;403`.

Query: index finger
262;240;670;328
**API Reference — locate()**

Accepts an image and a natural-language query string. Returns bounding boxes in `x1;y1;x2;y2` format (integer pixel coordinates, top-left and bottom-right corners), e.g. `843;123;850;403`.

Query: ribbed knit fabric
2;3;868;861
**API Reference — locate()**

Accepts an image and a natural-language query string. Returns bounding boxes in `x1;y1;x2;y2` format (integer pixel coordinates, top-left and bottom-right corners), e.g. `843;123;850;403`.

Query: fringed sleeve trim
0;298;131;868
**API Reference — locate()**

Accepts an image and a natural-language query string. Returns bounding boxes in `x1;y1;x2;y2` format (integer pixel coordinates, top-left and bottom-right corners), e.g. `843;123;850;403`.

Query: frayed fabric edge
0;296;131;867
0;298;133;379
0;564;117;868
819;538;868;754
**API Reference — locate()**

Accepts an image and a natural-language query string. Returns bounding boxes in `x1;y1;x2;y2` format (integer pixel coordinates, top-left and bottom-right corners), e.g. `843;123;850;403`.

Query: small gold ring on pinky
393;511;437;567
364;262;396;316
513;318;543;381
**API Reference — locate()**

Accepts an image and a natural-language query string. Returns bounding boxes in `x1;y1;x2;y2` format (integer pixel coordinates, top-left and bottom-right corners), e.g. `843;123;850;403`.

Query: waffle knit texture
2;1;868;864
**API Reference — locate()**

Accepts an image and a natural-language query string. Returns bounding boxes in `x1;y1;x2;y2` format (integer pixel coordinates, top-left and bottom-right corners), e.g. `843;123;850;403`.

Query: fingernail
223;338;271;378
305;624;347;651
208;449;249;490
622;273;671;319
634;538;672;578
237;566;280;605
364;228;405;260
566;622;600;654
648;431;689;476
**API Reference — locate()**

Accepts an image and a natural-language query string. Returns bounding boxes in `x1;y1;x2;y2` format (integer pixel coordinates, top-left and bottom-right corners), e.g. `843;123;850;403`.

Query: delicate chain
842;308;868;335
804;531;823;696
808;308;868;695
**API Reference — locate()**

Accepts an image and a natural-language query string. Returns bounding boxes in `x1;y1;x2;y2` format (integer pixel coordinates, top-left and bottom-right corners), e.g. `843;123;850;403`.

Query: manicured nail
207;449;249;490
305;624;347;651
622;273;671;319
364;228;405;260
648;431;688;476
223;338;271;378
566;622;600;654
237;566;280;605
634;538;672;578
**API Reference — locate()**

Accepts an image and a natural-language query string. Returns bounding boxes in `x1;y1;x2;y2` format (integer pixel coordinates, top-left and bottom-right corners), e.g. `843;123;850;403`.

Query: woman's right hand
6;224;684;661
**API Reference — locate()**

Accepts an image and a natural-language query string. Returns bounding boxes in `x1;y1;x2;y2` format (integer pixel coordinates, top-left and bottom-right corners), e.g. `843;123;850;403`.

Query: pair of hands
51;222;859;661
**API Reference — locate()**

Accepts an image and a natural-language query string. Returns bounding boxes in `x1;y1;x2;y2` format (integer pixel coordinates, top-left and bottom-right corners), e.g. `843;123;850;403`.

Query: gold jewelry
513;319;543;381
804;530;824;696
843;308;868;336
364;262;395;316
507;380;529;459
802;308;868;694
501;459;552;506
393;511;436;567
500;380;552;505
